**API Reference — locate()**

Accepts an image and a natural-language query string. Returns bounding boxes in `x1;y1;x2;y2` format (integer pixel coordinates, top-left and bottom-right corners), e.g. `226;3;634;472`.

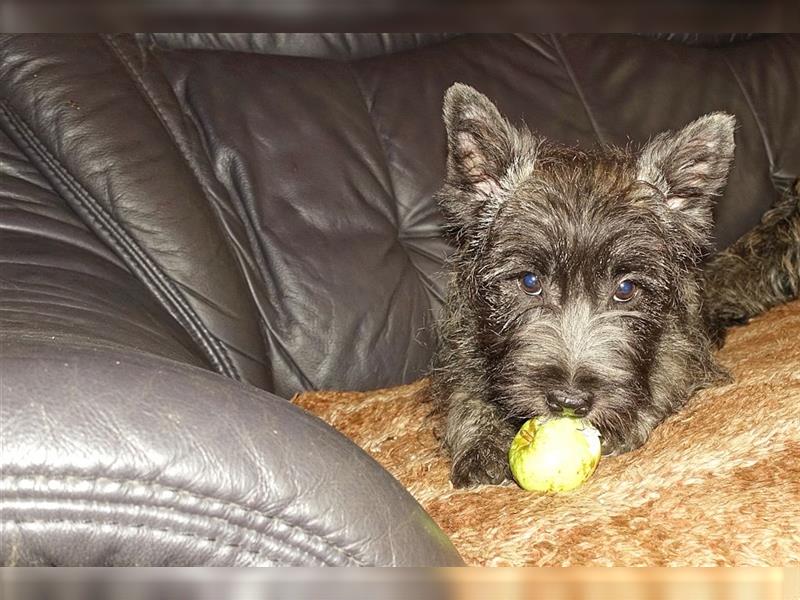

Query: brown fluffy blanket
293;301;800;566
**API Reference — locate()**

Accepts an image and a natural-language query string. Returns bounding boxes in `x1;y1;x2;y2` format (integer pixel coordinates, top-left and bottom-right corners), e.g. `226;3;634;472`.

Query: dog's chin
500;391;655;456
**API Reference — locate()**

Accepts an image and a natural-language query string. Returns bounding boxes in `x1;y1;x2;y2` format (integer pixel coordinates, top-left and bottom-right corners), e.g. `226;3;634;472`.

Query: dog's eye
519;272;543;296
613;280;637;302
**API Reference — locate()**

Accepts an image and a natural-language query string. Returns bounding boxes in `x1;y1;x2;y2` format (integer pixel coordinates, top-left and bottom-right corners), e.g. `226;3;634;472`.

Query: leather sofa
1;33;797;566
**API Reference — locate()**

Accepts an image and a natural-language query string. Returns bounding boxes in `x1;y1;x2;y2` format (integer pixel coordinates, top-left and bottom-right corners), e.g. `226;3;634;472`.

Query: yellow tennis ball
508;416;602;492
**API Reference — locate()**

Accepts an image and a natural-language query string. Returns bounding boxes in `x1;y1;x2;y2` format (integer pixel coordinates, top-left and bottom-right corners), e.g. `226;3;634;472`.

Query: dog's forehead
500;151;642;227
491;155;667;272
535;146;637;195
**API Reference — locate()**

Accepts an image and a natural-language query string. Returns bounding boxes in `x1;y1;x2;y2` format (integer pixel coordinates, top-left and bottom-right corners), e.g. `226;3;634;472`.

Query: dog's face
438;84;735;454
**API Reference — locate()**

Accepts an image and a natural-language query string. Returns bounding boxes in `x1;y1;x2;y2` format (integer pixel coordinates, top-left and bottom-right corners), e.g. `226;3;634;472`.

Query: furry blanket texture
293;300;800;566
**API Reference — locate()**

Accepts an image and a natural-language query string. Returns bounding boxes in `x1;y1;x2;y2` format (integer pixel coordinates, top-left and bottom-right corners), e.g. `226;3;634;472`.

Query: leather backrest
0;34;271;388
0;124;206;367
4;34;798;397
154;33;799;396
141;33;460;60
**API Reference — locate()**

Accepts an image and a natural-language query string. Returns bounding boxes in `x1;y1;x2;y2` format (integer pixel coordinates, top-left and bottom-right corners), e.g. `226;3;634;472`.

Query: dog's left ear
442;83;514;196
439;84;522;232
637;112;736;216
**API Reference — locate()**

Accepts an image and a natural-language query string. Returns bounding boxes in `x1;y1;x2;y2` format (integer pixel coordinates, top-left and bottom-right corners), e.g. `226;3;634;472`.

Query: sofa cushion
0;338;463;566
0;125;203;366
294;299;800;566
0;34;272;388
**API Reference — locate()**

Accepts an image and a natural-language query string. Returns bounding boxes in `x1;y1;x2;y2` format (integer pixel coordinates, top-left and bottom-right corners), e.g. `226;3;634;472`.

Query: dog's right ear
439;83;518;231
636;112;736;258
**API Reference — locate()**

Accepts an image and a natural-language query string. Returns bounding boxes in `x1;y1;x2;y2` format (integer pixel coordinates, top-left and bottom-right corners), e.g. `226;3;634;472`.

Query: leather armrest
0;338;463;566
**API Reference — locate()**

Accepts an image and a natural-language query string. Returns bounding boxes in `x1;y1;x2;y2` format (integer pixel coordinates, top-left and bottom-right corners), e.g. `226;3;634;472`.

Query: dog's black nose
545;389;592;417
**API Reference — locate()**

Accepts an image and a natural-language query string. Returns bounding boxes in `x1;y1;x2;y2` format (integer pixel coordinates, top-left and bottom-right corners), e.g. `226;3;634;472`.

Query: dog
431;83;800;488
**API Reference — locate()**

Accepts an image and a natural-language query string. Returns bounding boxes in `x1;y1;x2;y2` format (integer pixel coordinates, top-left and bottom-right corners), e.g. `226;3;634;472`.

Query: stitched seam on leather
550;35;606;145
103;35;210;188
0;331;201;366
103;35;310;389
1;474;368;566
0;103;236;379
101;34;250;382
3;519;307;565
0;102;241;382
3;507;327;566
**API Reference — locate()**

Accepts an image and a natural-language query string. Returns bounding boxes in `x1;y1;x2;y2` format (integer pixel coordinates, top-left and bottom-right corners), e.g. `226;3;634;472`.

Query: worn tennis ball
508;416;602;492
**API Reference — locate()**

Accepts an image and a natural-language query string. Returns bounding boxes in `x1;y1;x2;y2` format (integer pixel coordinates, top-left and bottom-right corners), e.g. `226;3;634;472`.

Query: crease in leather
382;265;429;383
219;338;270;370
138;44;304;391
103;34;255;261
550;34;606;145
0;301;188;345
174;279;241;321
722;55;776;171
102;34;272;385
347;63;401;230
1;473;367;566
1;218;127;269
0;305;203;365
398;240;447;306
0;101;241;382
511;34;559;64
347;62;443;320
0;274;160;310
177;105;316;391
404;264;445;307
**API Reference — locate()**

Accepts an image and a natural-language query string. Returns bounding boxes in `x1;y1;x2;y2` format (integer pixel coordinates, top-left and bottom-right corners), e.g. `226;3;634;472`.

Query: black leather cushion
0;34;272;389
155;33;798;396
158;48;452;397
0;126;203;366
0;337;463;566
552;34;784;246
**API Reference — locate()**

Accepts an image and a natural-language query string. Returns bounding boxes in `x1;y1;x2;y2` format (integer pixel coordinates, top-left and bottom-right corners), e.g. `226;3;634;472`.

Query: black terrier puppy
431;84;800;488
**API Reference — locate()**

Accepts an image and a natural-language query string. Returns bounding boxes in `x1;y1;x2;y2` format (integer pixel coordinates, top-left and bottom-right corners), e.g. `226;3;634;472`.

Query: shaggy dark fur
704;179;800;345
431;83;800;488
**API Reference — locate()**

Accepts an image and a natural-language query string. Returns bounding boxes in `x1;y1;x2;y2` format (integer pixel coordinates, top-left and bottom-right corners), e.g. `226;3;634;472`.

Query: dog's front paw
600;435;642;457
451;443;512;488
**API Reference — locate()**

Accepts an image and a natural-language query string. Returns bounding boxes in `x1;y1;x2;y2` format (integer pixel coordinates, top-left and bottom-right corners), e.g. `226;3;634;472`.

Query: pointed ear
637;112;736;217
439;84;518;228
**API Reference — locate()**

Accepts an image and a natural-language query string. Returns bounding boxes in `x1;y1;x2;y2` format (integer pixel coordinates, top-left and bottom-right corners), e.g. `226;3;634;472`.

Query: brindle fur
431;84;800;488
